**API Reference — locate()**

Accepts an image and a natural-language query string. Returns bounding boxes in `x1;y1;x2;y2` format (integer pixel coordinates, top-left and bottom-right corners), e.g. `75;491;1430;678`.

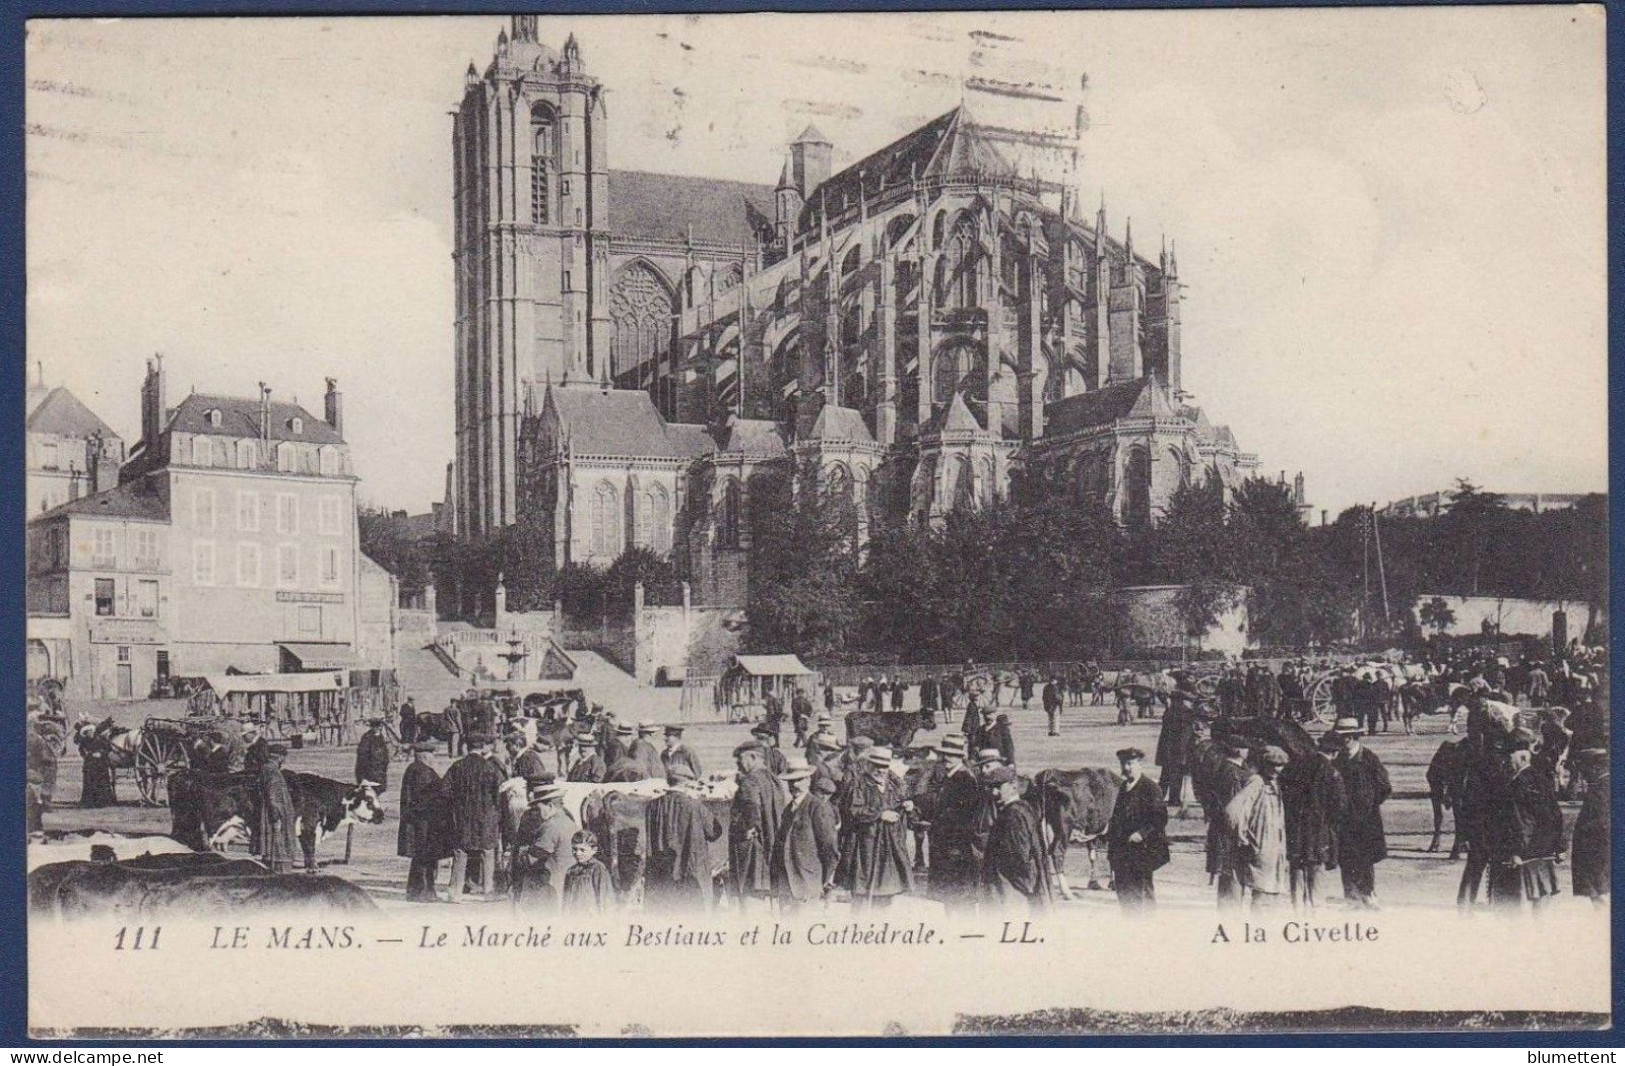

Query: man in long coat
1042;677;1064;737
1487;747;1564;912
1107;747;1169;912
1157;676;1201;805
1281;735;1347;909
645;763;721;910
27;719;58;811
919;676;939;729
511;780;577;910
1203;740;1252;908
1569;747;1610;905
661;726;703;782
1328;718;1390;909
509;736;551;784
398;697;417;745
807;732;844;798
355;718;391;791
257;745;297;874
751;723;790;775
241;721;271;775
1225;746;1290;909
923;734;984;910
980;765;1052;910
837;746;914;907
771;761;840;910
728;744;785;909
441;732;505;902
398;742;449;901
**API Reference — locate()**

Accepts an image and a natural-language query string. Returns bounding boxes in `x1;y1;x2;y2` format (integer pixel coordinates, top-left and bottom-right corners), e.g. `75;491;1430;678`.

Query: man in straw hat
924;733;984;910
1224;746;1290;910
1106;747;1169;912
442;731;505;902
511;778;576;911
835;745;913;908
980;763;1052;911
751;721;790;775
771;756;839;911
567;733;607;783
626;722;664;780
1325;715;1390;909
645;760;720;911
729;743;785;911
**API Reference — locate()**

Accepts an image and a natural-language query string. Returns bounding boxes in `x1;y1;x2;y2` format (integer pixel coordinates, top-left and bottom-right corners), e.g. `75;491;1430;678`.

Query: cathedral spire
1168;239;1179;278
1124;217;1133;260
511;15;537;42
777;154;793;191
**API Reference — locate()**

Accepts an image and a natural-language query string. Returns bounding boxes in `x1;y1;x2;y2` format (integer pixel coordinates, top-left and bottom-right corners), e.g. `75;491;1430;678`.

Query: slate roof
545;386;706;460
607;170;777;246
1044;377;1183;437
35;478;169;524
807;107;1015;223
803;404;875;445
715;417;788;457
26;388;120;442
168;393;342;445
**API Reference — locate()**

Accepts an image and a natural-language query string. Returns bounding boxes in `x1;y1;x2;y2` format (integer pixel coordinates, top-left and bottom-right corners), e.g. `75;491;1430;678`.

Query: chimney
324;377;344;439
141;355;167;450
258;382;272;450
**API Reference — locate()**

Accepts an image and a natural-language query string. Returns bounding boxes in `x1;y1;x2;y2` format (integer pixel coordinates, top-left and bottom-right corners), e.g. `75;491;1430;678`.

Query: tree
602;547;683;620
357;508;432;594
1418;596;1457;637
744;459;862;659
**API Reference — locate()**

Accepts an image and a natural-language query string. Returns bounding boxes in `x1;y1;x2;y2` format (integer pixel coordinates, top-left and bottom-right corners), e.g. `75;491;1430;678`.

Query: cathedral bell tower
452;17;610;537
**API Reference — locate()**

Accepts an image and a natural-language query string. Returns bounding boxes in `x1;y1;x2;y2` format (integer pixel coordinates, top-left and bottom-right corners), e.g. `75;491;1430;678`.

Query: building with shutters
454;18;1275;606
25;366;125;518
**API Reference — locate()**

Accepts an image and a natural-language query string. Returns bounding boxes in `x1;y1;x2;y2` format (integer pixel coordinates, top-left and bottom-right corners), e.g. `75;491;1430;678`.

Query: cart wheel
135;730;188;807
1308;677;1337;725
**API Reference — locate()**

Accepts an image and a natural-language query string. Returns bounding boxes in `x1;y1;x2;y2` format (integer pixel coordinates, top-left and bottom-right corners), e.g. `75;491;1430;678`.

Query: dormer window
288;417;303;435
206;409;223;428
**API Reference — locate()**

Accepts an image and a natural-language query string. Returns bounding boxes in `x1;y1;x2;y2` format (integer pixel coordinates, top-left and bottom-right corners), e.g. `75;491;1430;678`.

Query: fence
677;676;722;724
813;653;1370;689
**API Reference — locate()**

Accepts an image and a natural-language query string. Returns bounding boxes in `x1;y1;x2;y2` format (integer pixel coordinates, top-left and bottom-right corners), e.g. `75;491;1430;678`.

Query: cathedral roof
1044;376;1183;437
714;417;789;457
806;106;1015;221
938;391;984;434
544;387;695;459
803;403;875;445
607;170;776;246
26;387;119;442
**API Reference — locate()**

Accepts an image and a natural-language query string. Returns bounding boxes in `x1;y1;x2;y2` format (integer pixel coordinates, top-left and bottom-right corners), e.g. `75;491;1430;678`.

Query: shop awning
733;654;814;677
202;671;346;696
278;643;356;671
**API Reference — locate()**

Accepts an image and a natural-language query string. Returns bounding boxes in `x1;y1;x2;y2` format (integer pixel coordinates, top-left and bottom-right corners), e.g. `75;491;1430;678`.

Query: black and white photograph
22;8;1610;1037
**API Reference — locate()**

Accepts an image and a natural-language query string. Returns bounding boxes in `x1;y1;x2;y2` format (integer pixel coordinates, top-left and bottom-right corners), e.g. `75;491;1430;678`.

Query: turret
774;154;801;248
790;124;833;200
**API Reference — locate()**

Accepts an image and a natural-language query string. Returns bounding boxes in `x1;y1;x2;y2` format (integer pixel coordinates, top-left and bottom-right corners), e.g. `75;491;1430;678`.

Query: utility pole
1371;502;1391;631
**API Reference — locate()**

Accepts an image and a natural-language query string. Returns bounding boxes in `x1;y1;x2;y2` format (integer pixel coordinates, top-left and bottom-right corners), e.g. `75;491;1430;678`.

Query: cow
1425;739;1467;855
844;711;921;751
31;854;268;918
168;768;385;872
1028;768;1120;896
42;863;374;918
579;788;732;902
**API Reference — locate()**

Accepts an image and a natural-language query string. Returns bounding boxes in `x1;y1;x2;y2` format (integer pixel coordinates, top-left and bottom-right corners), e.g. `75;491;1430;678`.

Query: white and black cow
168;768;385;873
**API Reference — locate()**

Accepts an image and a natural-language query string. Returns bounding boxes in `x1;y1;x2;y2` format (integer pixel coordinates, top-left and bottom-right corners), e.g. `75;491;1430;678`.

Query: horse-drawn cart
132;715;248;807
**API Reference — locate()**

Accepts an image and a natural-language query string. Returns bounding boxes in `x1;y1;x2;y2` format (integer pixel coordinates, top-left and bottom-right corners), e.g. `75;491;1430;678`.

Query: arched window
608;262;673;384
590;481;620;558
827;463;852;505
531;104;557;226
936;212;980;308
717;478;742;549
1124;447;1152;530
933;341;986;405
1166;446;1189;491
841;244;861;278
649;483;671;554
885;213;916;252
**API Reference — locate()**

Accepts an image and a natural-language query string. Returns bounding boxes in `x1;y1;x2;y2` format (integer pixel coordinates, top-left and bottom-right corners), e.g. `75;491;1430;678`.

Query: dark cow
1425;739;1467;855
579;789;732;899
31;854;268;918
136;873;376;915
168;768;385;872
1028;768;1120;895
844;711;920;751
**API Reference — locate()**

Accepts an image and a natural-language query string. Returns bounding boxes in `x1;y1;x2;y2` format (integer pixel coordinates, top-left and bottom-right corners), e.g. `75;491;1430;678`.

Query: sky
25;9;1607;516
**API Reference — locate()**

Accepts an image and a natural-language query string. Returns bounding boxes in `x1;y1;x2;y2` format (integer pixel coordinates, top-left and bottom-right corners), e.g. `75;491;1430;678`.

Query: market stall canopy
733;654;814;677
202;671;346;696
278;643;356;671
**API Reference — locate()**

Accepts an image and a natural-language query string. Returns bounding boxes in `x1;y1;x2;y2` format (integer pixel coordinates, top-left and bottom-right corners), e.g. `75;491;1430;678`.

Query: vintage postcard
23;8;1609;1039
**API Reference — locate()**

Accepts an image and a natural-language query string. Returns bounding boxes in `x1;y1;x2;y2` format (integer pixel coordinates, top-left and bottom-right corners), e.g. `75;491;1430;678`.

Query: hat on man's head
1258;746;1290;768
1328;716;1363;736
812;732;842;752
574;733;598;748
638;722;659;736
267;743;290;756
974;748;1005;767
1115;747;1145;763
867;746;894;767
664;725;685;737
935;733;968;758
850;735;874;750
733;741;764;758
528;781;565;803
616;723;635;738
984;765;1017;786
750;723;777;740
780;764;816;782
